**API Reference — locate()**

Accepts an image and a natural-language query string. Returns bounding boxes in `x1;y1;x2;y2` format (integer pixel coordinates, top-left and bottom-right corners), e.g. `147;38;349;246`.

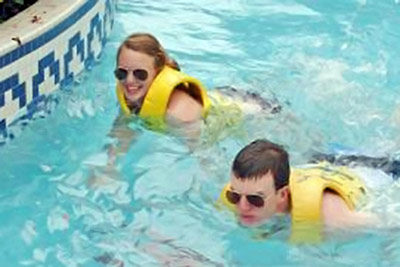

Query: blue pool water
1;0;400;265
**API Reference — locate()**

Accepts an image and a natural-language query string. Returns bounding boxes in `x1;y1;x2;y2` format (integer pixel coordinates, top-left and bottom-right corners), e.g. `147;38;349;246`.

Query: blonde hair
116;33;179;72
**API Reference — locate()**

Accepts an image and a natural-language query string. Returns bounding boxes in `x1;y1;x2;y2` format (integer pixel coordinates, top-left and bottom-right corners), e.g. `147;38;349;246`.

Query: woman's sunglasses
114;68;148;81
225;190;267;208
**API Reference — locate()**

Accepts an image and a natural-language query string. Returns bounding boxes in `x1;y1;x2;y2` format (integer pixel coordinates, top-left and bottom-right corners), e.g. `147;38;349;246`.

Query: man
220;139;379;242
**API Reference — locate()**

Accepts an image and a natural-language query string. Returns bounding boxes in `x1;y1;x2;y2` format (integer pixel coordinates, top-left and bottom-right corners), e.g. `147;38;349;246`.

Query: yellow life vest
218;163;367;243
289;163;367;243
116;66;211;119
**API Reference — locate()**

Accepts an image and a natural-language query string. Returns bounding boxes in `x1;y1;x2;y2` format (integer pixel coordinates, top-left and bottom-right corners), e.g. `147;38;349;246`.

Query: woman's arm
165;89;203;144
166;89;203;123
105;113;138;166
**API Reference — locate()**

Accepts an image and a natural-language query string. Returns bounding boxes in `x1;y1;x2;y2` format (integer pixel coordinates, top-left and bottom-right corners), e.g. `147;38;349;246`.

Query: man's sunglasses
225;190;267;208
114;68;148;81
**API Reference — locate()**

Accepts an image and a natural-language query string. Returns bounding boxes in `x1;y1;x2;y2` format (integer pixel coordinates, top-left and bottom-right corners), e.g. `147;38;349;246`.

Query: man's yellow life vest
289;163;367;243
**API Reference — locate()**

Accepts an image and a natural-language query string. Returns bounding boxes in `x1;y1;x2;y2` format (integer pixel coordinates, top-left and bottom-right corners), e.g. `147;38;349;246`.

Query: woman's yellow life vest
218;162;367;243
116;66;211;119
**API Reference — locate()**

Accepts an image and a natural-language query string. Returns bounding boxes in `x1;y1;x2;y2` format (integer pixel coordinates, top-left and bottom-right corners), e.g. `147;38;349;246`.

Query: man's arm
322;191;379;228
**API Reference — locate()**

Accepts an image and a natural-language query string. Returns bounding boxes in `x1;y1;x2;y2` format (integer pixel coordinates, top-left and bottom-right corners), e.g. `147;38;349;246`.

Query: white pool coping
0;0;115;137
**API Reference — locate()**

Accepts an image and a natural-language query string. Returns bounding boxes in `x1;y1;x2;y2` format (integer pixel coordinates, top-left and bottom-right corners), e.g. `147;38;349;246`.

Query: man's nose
237;196;251;211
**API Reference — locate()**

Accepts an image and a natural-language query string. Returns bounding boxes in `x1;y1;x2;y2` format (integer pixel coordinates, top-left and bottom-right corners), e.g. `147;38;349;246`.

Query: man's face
229;172;286;227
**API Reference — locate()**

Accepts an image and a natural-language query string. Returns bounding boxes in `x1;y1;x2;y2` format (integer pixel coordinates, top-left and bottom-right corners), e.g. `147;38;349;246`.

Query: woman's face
117;46;158;104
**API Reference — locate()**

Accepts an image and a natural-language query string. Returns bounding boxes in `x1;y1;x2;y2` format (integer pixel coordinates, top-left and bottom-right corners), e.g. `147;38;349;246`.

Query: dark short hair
232;139;290;190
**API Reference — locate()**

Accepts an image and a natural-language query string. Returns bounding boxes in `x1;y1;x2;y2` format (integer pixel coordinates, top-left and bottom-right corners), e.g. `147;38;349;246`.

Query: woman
114;33;210;124
105;33;212;167
106;33;281;167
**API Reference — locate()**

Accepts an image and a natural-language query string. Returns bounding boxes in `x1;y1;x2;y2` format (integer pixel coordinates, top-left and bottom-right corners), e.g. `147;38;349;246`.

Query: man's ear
276;186;289;212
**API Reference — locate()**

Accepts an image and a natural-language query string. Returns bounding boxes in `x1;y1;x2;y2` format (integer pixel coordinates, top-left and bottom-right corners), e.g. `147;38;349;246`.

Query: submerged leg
311;153;400;179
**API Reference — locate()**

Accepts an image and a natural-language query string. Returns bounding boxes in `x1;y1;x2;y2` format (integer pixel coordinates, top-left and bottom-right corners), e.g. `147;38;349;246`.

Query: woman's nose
125;71;135;84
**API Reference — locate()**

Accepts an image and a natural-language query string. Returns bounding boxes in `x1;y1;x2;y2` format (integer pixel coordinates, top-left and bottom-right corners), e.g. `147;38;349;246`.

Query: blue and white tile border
0;0;115;138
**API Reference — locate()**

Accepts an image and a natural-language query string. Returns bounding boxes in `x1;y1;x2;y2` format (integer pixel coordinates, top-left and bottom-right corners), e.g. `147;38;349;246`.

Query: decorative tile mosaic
0;0;115;137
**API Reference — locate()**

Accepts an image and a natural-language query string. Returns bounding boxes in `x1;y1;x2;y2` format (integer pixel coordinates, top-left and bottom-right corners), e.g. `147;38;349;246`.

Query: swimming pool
1;0;400;265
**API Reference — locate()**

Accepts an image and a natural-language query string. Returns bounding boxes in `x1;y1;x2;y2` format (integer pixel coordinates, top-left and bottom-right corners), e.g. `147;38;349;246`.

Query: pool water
1;0;400;265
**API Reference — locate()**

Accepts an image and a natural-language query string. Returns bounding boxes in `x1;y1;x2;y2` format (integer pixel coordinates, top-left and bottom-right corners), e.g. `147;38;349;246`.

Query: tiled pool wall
0;0;115;139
